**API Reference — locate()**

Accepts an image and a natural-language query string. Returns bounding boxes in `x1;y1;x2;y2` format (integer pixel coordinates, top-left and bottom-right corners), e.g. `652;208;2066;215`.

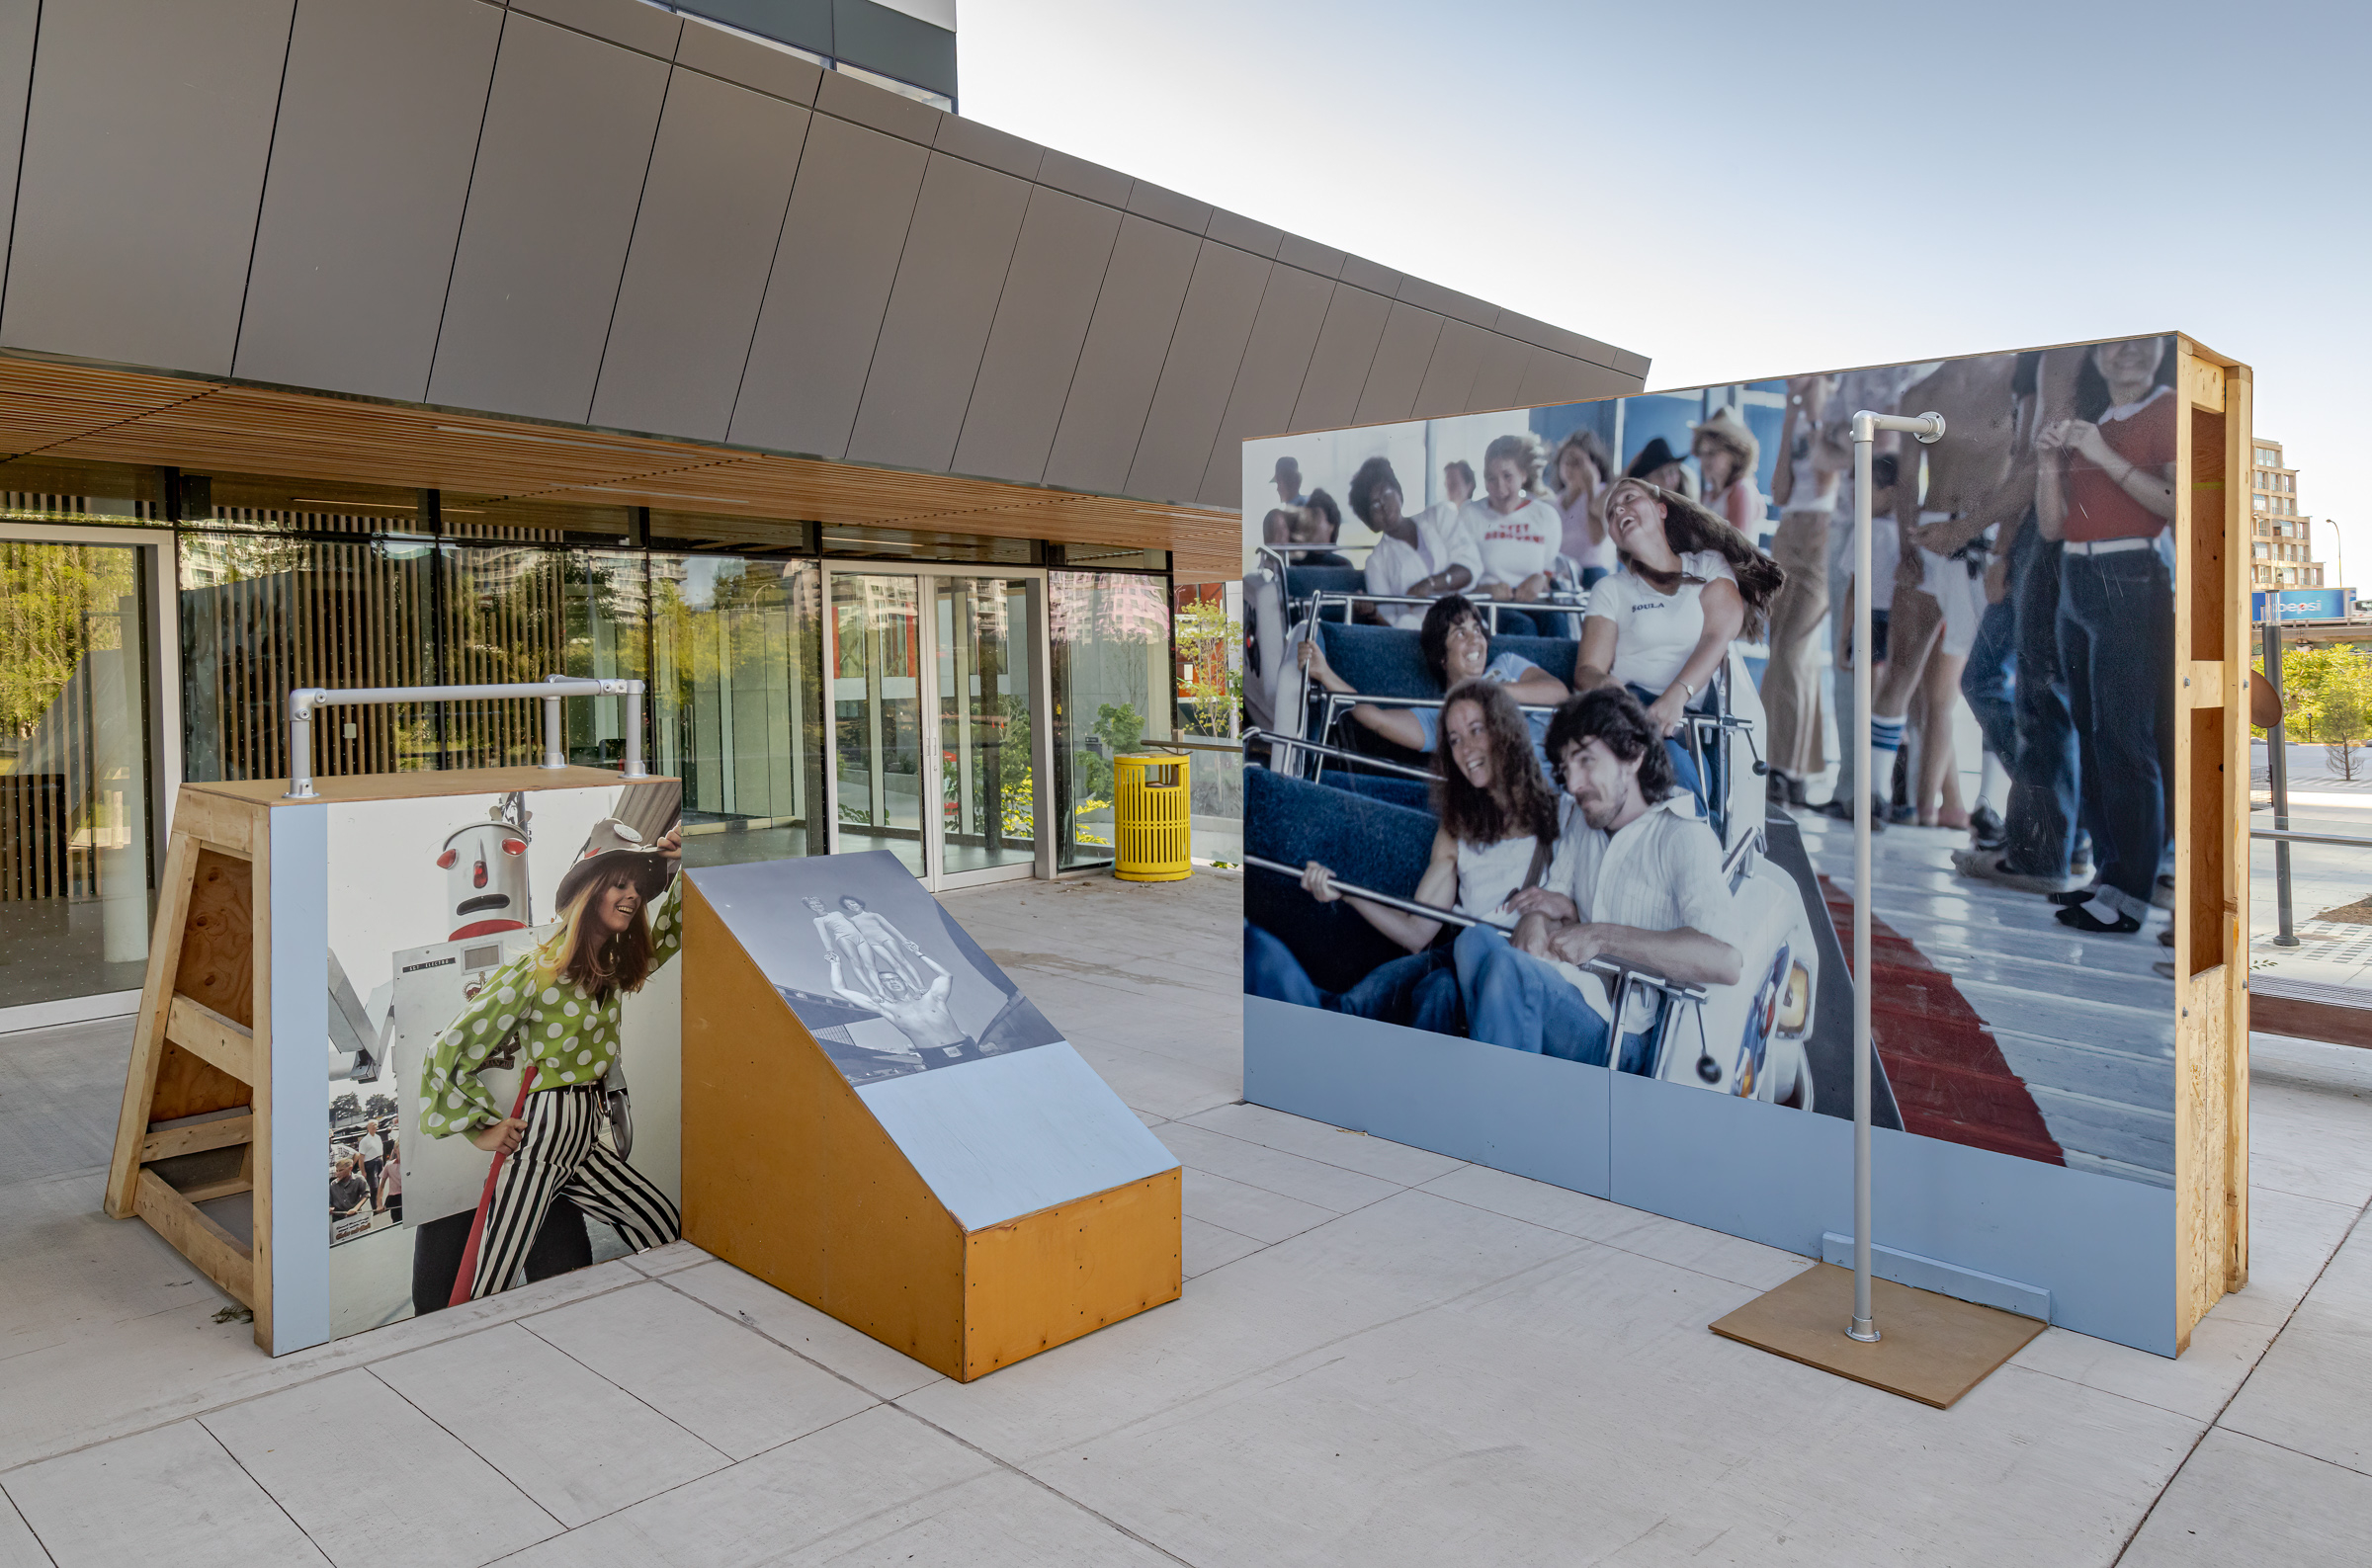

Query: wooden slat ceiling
0;355;1241;579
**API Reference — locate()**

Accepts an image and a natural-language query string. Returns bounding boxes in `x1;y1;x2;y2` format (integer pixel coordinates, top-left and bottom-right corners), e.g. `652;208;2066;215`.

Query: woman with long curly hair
1574;477;1784;807
419;821;685;1300
1257;680;1564;1034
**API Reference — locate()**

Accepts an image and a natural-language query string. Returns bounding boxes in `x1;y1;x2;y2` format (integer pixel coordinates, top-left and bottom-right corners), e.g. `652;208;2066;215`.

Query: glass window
180;533;436;781
0;539;154;1007
652;554;824;869
1050;571;1172;869
935;576;1039;878
833;61;953;112
1059;544;1170;573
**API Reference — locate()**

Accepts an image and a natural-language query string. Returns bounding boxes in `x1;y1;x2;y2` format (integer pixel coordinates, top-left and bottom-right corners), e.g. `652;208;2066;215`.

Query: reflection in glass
831;574;925;877
651;555;822;870
936;577;1037;876
181;534;435;779
1;541;152;1007
1050;572;1172;869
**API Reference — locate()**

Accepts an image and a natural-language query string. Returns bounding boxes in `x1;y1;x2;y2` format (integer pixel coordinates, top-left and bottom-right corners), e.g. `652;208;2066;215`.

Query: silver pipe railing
2263;617;2299;946
1241;853;1707;1007
2253;828;2372;850
1847;407;1946;1346
285;675;647;799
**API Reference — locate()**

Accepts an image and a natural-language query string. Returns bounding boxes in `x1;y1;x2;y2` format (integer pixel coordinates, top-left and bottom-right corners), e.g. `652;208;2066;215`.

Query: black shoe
2047;886;2098;906
1969;804;2005;851
1890;802;1917;825
2056;903;2140;935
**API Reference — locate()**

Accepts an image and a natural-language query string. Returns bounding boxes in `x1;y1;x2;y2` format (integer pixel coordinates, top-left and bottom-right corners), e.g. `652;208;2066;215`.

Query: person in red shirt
2035;335;2177;933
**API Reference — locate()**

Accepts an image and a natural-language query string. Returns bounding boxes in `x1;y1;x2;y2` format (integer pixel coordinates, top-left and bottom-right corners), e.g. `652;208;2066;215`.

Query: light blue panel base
270;804;331;1356
1820;1233;2050;1322
857;1042;1178;1231
1246;997;2175;1356
1243;996;1611;1197
1610;1072;2175;1355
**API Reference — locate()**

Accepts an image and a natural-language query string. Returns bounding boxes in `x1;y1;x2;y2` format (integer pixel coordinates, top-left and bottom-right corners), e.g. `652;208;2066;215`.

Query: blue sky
963;0;2371;588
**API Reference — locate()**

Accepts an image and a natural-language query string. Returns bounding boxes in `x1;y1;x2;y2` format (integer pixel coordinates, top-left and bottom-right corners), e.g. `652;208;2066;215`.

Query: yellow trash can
1112;751;1192;881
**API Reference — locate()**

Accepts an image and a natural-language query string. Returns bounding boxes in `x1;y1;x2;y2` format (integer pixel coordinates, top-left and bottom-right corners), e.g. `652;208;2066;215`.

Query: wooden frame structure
2172;336;2252;1351
105;766;632;1354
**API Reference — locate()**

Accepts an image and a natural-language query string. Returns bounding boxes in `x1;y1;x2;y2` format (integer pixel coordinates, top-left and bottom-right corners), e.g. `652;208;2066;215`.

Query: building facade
2250;439;2325;590
0;0;1646;1025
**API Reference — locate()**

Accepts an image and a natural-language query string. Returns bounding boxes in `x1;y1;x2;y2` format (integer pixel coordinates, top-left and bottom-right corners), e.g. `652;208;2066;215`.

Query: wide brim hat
1625;436;1680;479
552;817;675;912
1688;404;1760;468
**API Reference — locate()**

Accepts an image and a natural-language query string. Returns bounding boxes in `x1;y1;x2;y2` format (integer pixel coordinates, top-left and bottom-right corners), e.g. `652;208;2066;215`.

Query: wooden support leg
105;833;201;1220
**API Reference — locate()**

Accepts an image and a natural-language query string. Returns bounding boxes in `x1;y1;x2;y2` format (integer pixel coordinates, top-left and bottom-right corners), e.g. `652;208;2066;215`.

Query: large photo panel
1240;334;2182;1216
323;780;687;1340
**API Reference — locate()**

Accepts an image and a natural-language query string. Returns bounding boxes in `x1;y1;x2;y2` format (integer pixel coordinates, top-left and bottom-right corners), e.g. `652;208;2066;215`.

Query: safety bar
2253;828;2372;850
286;675;647;799
1241;853;1707;1004
1244;727;1435;783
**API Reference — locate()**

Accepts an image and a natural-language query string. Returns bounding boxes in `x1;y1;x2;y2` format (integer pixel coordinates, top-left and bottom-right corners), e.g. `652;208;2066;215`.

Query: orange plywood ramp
678;863;1181;1381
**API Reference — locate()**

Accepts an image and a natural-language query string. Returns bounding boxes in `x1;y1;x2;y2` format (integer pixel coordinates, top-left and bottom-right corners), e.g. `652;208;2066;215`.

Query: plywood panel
151;847;259;1123
1123;241;1272;505
1042;216;1202;495
948;188;1124;485
679;880;968;1376
2;0;295;374
427;12;672;422
590;69;810;441
728;116;931;457
845;153;1034;473
234;0;503;400
963;1168;1181;1380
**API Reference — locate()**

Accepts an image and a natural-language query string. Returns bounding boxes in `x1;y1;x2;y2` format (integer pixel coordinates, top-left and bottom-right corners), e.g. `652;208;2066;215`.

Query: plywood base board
1709;1263;2045;1409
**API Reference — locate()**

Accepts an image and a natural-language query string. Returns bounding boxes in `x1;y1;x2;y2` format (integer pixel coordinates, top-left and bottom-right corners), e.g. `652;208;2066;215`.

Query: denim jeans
1625;683;1712;821
1454;927;1660;1071
2057;545;2174;911
2001;530;2080;877
1962;592;2017;767
1245;924;1464;1033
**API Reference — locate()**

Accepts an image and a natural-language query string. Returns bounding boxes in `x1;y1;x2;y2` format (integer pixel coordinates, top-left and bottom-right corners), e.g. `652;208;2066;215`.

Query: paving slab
3;1422;327;1568
2122;1428;2372;1567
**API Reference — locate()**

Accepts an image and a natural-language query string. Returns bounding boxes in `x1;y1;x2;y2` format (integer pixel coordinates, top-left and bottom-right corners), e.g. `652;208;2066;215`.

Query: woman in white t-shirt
1552;429;1615;587
1576;478;1784;806
1300;594;1567;769
1278;680;1566;1034
1348;456;1479;629
1462;433;1565;635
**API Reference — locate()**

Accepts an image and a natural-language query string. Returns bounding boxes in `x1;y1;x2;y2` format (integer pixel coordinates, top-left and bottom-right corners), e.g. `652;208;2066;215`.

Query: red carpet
1821;876;2065;1167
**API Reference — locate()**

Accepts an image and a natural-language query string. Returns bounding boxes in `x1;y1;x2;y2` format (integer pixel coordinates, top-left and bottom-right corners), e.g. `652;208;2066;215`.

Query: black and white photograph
688;850;1067;1087
323;781;689;1337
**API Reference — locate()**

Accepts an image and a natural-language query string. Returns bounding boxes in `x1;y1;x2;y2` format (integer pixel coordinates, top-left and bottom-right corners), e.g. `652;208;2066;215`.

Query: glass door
935;576;1040;884
0;538;156;1009
826;568;1046;889
829;572;927;878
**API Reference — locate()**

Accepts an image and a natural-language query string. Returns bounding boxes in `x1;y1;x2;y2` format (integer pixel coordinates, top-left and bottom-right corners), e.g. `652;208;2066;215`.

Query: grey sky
965;0;2368;588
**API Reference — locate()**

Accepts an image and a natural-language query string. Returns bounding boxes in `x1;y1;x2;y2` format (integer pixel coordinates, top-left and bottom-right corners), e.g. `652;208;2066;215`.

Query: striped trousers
469;1082;679;1300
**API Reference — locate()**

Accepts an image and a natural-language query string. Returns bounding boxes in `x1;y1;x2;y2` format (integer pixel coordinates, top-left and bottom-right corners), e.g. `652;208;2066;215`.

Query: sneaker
2153;873;2174;911
2057;902;2141;935
1952;848;2076;894
1969;804;2005;851
2153;958;2175;978
1814;796;1887;831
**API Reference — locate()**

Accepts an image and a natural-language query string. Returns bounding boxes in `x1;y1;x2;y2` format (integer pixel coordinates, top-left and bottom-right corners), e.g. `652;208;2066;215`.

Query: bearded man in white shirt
1453;687;1741;1069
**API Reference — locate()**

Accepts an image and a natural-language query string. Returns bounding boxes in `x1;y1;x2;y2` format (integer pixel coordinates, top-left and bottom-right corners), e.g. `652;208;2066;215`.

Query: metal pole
543;675;567;770
2265;614;2298;945
288;688;322;799
623;680;647;780
1845;409;1946;1346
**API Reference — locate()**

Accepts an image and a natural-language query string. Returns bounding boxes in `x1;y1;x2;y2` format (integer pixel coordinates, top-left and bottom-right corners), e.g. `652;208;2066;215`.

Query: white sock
2082;892;2125;926
1868;715;1905;806
1979;750;2009;813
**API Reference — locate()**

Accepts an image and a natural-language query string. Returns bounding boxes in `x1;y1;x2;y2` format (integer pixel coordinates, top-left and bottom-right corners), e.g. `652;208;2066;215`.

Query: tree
365;1093;399;1121
2322;657;2372;778
329;1091;362;1127
1173;598;1242;737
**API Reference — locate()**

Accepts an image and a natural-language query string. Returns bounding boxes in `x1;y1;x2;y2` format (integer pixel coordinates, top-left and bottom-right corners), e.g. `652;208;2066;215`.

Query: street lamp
2322;517;2344;600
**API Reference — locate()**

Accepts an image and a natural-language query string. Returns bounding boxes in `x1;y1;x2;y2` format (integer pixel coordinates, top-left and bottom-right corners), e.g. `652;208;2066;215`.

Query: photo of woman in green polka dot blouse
420;817;686;1300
